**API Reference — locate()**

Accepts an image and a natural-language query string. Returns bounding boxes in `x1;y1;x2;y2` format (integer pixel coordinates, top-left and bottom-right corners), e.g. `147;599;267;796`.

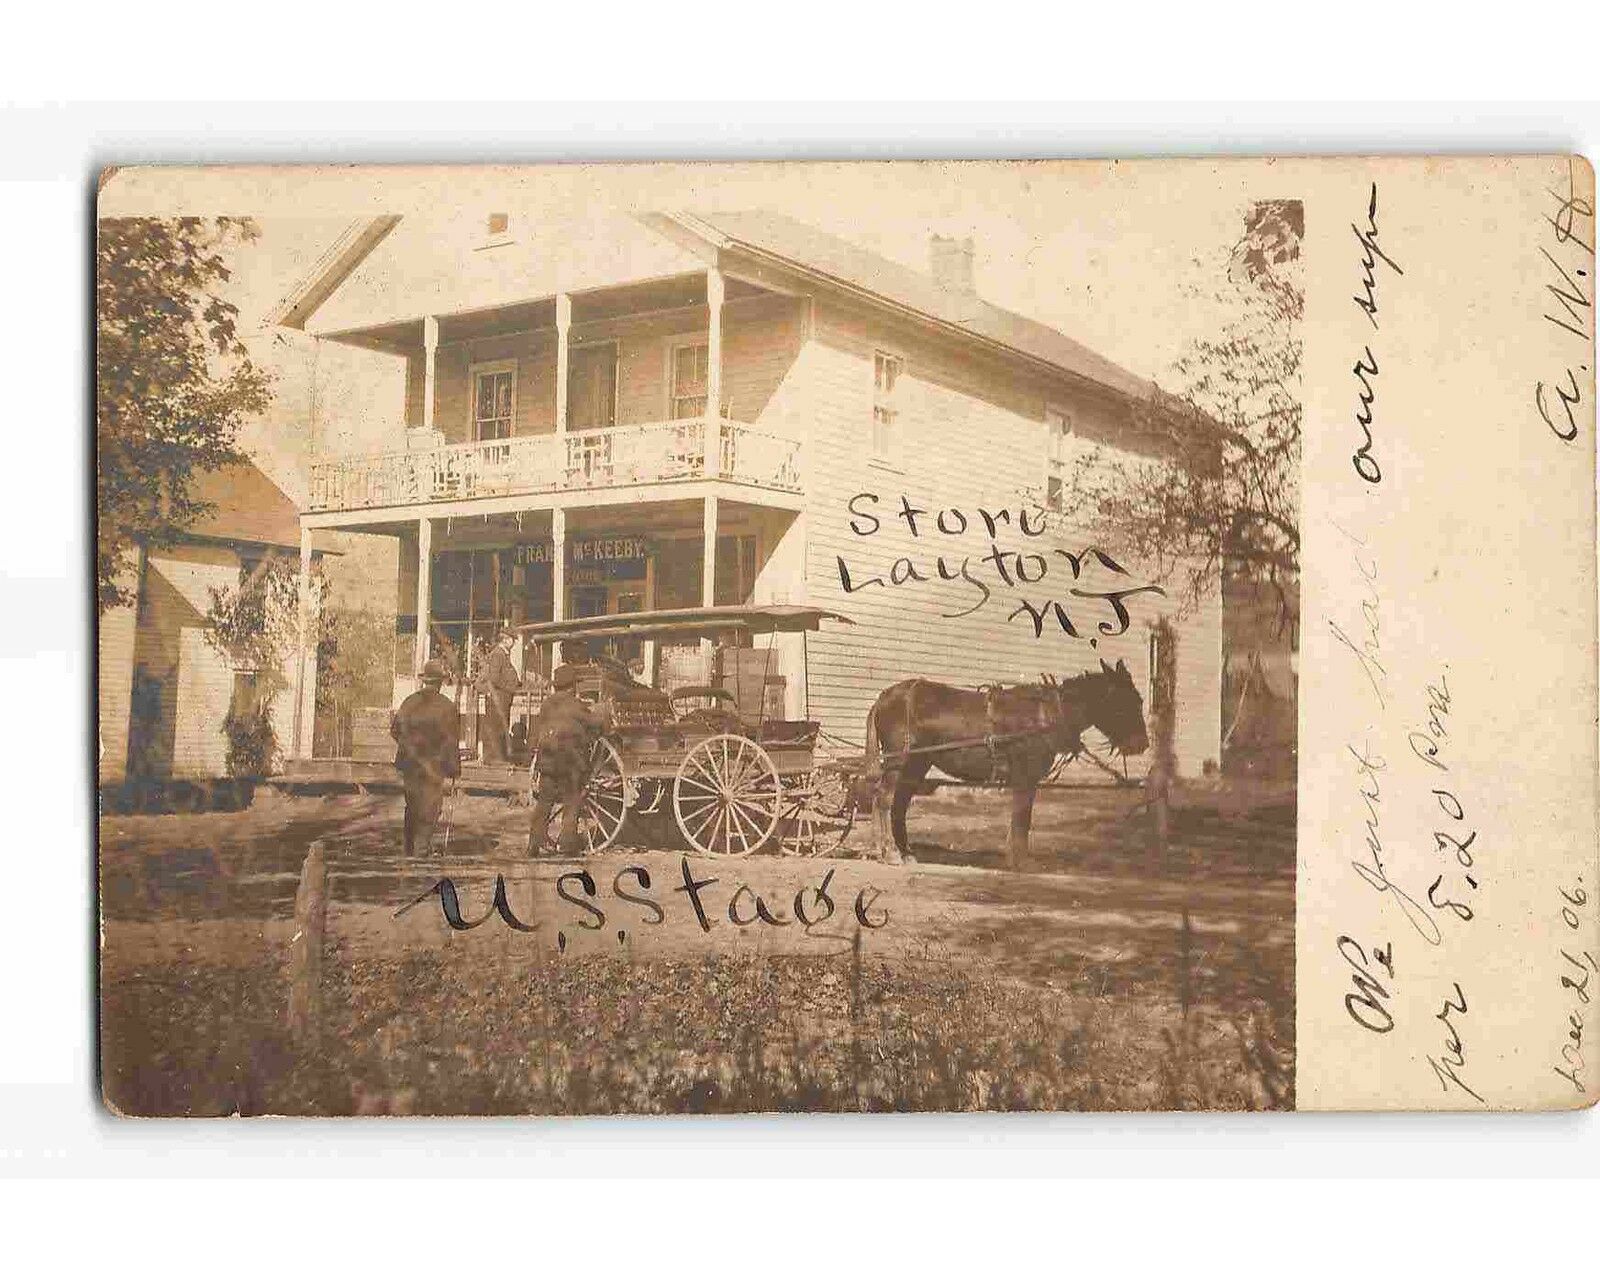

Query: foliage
221;703;278;778
102;947;1294;1117
204;555;320;777
97;218;271;614
1052;200;1303;629
315;603;398;756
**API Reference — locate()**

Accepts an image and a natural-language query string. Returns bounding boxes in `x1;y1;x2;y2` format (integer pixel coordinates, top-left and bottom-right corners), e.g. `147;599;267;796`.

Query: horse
861;658;1150;869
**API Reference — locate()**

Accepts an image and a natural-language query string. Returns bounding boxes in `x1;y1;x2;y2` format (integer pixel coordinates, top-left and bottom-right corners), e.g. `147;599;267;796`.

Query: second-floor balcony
307;415;803;514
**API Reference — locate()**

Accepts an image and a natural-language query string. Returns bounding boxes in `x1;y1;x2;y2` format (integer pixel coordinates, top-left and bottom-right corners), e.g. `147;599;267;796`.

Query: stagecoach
516;605;858;858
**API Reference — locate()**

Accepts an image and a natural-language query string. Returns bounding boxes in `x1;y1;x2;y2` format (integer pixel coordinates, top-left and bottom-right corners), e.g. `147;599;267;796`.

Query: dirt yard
98;781;1294;1116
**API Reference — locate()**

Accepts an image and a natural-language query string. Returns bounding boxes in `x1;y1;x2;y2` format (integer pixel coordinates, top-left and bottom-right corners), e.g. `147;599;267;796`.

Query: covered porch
285;488;808;773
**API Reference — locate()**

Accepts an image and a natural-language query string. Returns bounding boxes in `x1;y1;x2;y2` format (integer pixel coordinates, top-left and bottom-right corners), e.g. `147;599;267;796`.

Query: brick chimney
929;234;976;294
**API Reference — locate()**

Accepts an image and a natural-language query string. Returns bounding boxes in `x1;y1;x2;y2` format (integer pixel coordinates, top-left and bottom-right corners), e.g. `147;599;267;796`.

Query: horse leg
1007;785;1037;871
868;765;898;865
890;761;928;860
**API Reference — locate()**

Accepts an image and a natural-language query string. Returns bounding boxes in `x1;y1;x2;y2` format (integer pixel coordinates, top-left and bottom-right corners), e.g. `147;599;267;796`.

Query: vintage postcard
94;157;1596;1115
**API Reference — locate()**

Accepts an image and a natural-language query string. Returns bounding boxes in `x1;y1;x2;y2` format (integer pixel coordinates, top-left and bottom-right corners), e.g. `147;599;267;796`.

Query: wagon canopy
514;604;855;644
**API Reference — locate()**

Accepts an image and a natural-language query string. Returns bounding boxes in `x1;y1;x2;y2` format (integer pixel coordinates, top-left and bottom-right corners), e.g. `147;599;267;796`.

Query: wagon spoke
729;797;775;850
684;799;722;846
678;797;720;831
724;800;754;852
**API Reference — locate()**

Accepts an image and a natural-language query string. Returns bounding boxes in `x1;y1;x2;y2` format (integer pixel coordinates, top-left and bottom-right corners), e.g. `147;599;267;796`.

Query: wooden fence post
1149;619;1178;870
288;840;328;1049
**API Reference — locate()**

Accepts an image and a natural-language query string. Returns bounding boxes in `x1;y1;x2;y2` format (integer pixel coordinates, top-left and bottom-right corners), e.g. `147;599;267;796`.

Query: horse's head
1084;658;1149;757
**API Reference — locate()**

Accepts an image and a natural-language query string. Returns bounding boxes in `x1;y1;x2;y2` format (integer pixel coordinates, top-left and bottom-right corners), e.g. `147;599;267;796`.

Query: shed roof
186;461;301;549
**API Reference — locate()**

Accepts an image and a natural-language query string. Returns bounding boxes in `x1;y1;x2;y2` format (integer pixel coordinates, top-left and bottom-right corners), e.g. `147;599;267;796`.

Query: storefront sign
513;536;652;567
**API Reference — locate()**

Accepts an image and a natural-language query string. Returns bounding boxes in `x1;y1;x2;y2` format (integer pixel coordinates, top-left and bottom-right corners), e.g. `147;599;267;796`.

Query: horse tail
857;696;883;812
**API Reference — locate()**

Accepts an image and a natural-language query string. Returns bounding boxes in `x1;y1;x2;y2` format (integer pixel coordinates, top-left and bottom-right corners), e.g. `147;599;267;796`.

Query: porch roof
516;604;854;644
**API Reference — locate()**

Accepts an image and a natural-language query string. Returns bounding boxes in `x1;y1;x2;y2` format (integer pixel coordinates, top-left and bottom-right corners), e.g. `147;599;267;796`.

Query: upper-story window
472;362;517;441
1045;403;1074;511
872;351;903;459
479;213;513;249
671;342;709;418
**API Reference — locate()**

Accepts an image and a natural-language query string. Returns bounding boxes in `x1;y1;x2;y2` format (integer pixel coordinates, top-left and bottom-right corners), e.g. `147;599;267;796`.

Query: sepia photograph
94;163;1303;1115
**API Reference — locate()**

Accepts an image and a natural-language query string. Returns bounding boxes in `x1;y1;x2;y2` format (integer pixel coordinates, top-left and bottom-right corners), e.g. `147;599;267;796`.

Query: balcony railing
306;417;803;513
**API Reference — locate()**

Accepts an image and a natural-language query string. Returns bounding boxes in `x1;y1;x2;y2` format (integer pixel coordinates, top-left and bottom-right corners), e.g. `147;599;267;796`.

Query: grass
99;781;1295;1116
102;929;1292;1116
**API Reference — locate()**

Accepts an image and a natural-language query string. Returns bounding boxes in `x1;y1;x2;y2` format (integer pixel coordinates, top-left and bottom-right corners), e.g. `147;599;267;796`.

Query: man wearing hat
527;663;610;856
390;659;461;860
477;628;521;765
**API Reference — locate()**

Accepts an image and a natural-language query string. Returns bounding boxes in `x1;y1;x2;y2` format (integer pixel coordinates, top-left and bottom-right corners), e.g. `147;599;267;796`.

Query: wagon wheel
777;763;855;857
530;738;628;856
673;734;782;858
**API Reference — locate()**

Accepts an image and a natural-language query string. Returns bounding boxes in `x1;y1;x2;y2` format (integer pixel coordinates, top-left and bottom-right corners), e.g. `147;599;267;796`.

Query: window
671;342;709;418
1045;404;1074;512
230;670;261;717
872;351;903;459
471;363;517;441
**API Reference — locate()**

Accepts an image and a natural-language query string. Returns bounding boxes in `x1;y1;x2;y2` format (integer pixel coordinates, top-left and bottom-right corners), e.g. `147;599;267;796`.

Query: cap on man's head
497;628;516;644
419;659;451;683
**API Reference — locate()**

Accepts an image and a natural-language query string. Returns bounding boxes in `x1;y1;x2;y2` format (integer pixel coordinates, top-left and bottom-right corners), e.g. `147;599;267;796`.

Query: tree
203;555;313;776
315;603;397;757
97;218;270;613
1052;200;1303;631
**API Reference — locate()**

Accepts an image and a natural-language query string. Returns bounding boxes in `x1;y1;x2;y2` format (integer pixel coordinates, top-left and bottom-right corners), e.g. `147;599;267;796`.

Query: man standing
390;659;461;860
527;665;610;856
478;629;521;765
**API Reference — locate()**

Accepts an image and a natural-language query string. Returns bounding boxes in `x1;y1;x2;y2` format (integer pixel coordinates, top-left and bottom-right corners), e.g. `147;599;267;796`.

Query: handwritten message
399;858;891;951
1551;876;1597;1096
835;492;1165;643
1349;182;1404;484
1534;158;1594;444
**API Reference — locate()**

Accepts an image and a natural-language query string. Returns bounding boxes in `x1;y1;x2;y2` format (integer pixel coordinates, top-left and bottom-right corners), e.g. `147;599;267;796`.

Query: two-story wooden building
273;208;1222;778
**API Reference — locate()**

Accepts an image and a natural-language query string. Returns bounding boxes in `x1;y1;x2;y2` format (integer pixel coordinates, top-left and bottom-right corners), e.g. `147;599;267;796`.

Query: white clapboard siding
136;544;314;781
799;301;1223;775
98;580;139;786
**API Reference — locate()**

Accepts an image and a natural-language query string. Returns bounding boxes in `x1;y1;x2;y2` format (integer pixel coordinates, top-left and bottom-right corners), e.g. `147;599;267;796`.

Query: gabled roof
675;210;1158;402
275;207;1158;403
186;461;301;549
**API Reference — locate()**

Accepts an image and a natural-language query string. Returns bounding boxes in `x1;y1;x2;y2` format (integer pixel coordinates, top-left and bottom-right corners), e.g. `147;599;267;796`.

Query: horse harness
895;677;1083;786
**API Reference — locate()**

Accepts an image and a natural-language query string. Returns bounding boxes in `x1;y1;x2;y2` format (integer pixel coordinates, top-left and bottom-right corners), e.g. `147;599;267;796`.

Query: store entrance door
571;585;609;619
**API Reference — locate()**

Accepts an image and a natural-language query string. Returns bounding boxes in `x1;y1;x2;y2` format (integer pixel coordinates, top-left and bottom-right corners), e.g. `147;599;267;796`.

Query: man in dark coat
527;665;610;856
390;660;461;860
477;629;521;765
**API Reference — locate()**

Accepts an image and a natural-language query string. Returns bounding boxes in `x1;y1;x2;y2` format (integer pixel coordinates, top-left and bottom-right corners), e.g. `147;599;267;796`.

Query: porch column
551;506;566;668
555;294;572;438
422;315;439;431
291;525;313;761
701;494;718;675
415;516;433;674
704;268;724;478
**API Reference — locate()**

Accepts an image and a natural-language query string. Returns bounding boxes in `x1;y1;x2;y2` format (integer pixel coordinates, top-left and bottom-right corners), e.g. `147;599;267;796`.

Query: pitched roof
679;209;1159;402
277;208;1160;402
186;461;301;549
